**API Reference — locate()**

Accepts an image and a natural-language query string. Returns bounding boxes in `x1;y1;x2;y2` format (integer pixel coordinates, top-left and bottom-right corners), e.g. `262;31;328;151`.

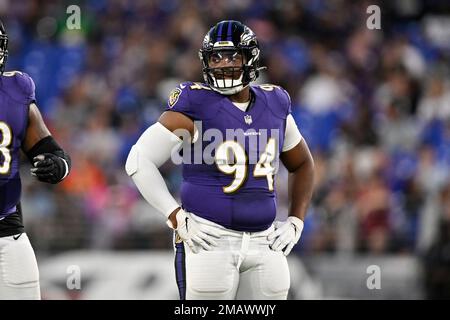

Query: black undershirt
0;203;25;237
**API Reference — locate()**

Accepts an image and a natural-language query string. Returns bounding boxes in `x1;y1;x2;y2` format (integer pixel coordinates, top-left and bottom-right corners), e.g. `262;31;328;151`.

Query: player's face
208;50;244;79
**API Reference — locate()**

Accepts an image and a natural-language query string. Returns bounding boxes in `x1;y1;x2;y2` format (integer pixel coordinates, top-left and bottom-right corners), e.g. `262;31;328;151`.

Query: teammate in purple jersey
0;20;71;299
126;20;314;299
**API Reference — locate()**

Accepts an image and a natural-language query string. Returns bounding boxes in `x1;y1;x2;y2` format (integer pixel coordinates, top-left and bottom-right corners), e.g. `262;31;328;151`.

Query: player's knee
125;145;139;176
260;253;290;298
261;278;290;298
260;268;290;298
189;280;235;297
188;270;236;297
186;254;237;297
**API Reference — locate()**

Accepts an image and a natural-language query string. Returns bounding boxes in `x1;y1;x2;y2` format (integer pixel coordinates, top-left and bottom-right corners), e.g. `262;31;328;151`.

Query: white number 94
215;139;277;193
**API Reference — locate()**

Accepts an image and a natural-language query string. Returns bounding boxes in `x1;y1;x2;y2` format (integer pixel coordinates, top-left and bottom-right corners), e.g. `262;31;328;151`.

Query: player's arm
158;111;195;227
268;114;315;256
125;111;220;253
280;139;315;222
22;103;71;184
126;111;194;227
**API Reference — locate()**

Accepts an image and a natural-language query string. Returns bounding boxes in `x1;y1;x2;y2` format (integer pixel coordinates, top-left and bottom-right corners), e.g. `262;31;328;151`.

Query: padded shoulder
1;70;36;105
165;81;221;120
252;84;291;119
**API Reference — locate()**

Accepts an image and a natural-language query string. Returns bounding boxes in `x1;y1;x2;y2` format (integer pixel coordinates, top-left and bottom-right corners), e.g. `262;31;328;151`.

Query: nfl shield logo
244;114;252;125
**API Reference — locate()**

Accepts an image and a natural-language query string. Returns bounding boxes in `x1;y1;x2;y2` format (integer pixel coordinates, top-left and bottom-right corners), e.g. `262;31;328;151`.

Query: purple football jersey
165;82;291;232
0;71;35;217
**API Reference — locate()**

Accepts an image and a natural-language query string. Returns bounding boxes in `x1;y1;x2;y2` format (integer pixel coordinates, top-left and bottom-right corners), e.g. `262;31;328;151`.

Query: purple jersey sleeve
165;82;195;118
252;84;292;119
270;85;291;118
13;72;36;105
164;82;222;121
280;87;293;115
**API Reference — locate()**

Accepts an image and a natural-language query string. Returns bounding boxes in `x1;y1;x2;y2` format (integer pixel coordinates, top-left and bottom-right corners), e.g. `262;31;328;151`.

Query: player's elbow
302;152;314;174
125;142;165;179
125;145;139;177
293;151;314;175
298;142;315;174
307;151;315;172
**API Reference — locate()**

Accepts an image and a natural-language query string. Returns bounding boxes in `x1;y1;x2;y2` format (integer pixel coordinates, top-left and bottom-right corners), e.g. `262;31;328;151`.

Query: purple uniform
165;82;291;232
0;71;35;218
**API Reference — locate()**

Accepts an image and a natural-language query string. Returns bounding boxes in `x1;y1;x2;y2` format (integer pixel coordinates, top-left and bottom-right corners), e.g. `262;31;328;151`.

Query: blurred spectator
417;70;450;122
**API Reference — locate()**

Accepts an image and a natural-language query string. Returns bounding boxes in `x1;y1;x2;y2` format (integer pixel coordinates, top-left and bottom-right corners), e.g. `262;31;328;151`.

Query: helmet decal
0;20;8;74
240;27;256;46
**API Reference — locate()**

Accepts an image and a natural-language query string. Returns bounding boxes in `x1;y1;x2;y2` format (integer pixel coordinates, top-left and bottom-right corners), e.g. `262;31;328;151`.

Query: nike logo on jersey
179;83;186;89
13;233;23;240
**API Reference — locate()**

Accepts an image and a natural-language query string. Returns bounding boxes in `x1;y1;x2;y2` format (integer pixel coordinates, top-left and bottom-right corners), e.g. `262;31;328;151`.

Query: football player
126;20;314;299
0;20;71;299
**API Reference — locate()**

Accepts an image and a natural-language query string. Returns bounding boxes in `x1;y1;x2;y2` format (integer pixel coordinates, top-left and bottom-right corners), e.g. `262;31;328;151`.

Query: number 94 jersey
165;82;292;232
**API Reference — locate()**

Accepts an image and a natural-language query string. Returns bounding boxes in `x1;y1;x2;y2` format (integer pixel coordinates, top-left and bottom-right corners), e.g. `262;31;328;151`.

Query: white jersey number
0;121;13;175
215;139;277;193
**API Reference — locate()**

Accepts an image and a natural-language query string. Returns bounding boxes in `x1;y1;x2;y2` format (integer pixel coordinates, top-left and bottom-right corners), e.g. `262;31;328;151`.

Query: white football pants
0;233;41;300
174;213;290;300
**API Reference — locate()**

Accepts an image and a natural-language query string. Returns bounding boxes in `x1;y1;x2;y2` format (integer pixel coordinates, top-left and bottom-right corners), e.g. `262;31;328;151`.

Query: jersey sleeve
14;71;36;105
164;82;196;119
259;84;291;119
280;88;305;151
279;87;292;116
263;85;303;152
282;114;303;152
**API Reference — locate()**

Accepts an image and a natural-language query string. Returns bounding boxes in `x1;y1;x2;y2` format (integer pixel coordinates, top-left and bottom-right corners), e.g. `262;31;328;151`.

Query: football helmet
0;20;8;74
199;20;264;95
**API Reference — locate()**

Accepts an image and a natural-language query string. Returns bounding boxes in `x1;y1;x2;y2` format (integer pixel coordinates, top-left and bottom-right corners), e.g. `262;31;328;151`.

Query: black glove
30;153;68;184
